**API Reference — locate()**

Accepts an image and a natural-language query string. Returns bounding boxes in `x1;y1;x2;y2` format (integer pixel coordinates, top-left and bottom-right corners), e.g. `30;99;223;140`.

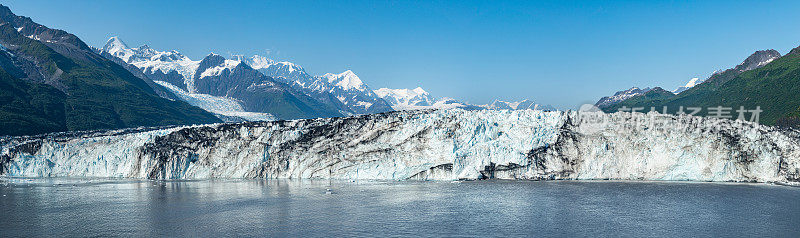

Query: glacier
154;81;276;122
1;109;798;185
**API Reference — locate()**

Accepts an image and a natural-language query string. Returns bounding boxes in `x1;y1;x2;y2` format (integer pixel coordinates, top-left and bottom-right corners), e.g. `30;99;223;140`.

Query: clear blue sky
3;0;800;108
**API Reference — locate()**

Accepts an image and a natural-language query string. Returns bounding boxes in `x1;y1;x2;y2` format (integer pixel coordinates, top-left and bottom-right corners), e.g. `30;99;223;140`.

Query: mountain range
99;37;343;120
9;2;796;136
596;48;800;126
239;55;394;116
99;36;551;120
595;87;653;108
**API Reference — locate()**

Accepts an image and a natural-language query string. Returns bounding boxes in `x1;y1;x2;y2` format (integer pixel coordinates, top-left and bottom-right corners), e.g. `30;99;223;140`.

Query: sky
3;0;800;109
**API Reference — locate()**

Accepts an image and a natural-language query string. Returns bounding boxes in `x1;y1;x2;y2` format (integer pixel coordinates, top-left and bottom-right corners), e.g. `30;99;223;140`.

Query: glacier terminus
2;109;798;185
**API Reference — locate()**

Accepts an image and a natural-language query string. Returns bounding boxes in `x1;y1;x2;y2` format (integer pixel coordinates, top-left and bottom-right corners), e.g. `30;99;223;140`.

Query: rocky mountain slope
595;87;653;108
0;5;220;136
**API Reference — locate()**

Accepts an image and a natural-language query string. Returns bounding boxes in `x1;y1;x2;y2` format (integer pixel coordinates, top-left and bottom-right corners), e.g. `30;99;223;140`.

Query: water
0;179;798;237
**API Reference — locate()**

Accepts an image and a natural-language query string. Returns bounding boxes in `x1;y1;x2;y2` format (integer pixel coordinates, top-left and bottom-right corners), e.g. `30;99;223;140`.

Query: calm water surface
0;179;798;237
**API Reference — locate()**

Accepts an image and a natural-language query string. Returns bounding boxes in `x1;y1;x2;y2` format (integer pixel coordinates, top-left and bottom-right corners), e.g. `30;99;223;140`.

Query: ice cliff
1;109;799;185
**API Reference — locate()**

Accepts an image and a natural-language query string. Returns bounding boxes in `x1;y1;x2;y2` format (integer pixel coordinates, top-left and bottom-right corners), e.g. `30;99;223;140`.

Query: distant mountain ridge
485;99;556;111
597;49;782;110
598;47;800;126
595;87;653;108
672;78;704;94
240;55;394;115
374;86;553;111
373;87;436;109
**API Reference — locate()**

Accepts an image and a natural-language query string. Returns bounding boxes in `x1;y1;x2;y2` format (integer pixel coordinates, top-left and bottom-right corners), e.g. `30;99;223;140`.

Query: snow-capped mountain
373;87;481;111
672;77;705;94
100;36;554;118
374;86;553;111
318;70;394;114
595;87;651;108
242;56;394;115
243;56;496;113
99;37;342;120
100;37;390;118
374;87;436;109
99;41;275;122
430;98;484;110
197;54;241;78
237;55;308;85
100;37;199;91
3;109;798;184
189;53;342;119
485;99;556;111
323;70;365;91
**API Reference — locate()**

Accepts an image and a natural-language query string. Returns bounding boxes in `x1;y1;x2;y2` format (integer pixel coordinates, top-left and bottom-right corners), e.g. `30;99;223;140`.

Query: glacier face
1;110;798;184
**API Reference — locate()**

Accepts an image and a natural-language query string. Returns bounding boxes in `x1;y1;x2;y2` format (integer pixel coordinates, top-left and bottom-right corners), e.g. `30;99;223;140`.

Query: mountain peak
324;70;364;91
789;45;800;56
596;87;652;108
98;36;200;87
201;53;228;64
650;87;667;92
239;56;306;75
339;69;356;78
104;36;127;49
247;55;275;69
373;87;436;109
683;78;700;88
102;36;127;50
486;99;544;110
0;6;92;52
197;58;241;78
613;87;650;96
672;77;705;94
101;36;135;62
276;61;301;73
737;49;781;71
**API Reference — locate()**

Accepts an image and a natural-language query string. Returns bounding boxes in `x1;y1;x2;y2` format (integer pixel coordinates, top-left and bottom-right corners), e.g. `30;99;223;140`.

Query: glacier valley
1;109;798;185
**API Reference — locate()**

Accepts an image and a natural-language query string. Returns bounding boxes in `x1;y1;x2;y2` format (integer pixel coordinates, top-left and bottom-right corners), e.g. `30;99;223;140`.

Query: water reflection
0;179;798;237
